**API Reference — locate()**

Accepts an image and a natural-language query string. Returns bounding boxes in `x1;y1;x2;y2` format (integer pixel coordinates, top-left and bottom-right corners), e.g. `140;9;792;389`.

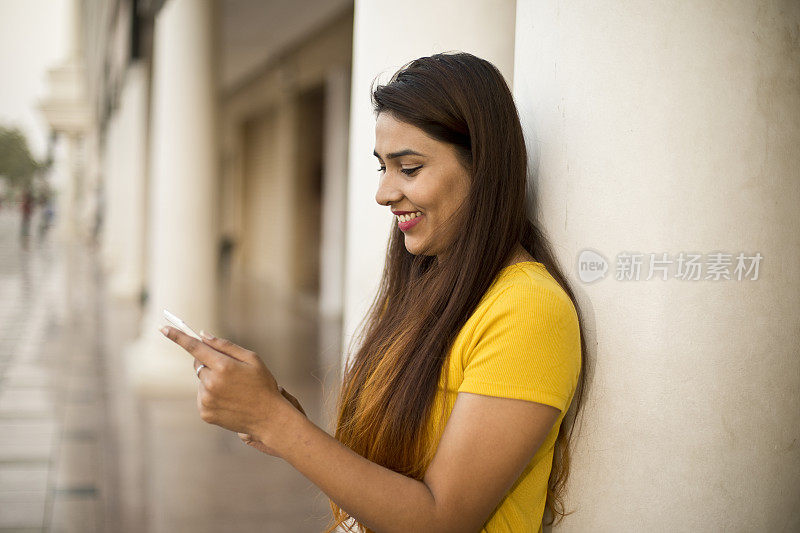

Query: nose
375;171;403;207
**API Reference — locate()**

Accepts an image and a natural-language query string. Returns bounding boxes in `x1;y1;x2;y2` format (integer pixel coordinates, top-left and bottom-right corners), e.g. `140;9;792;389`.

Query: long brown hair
325;51;588;532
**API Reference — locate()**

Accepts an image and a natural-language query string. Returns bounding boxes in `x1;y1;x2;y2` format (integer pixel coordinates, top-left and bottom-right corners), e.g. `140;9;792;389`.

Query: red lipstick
398;214;423;231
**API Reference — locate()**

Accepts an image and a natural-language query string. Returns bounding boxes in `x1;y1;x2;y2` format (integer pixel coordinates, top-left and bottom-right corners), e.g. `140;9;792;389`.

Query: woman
161;51;587;532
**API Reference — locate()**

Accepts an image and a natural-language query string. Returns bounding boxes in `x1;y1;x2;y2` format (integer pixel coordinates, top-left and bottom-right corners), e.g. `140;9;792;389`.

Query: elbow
409;483;483;533
421;503;483;533
421;517;482;533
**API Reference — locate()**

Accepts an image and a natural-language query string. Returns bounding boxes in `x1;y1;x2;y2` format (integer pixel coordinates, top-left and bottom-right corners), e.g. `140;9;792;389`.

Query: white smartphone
163;309;203;341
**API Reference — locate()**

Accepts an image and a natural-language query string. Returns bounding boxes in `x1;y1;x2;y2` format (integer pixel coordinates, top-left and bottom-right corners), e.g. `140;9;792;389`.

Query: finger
160;326;229;369
193;358;208;376
199;330;258;364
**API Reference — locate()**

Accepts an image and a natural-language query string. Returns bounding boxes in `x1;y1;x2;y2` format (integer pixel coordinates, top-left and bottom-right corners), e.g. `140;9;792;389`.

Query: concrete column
54;133;83;245
263;88;299;383
273;88;299;300
106;62;149;299
343;0;517;364
514;1;800;530
81;127;101;246
124;0;219;394
41;0;91;246
318;65;351;387
100;111;120;274
319;66;350;321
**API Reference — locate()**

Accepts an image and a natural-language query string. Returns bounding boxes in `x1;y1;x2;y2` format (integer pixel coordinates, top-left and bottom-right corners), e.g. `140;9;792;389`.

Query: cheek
411;184;438;213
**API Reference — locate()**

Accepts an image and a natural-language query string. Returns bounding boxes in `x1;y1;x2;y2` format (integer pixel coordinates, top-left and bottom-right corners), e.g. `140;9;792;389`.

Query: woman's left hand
159;326;286;452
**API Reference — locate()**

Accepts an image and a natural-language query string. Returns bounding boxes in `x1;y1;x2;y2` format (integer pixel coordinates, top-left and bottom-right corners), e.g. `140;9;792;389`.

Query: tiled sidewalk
0;208;106;532
0;208;339;532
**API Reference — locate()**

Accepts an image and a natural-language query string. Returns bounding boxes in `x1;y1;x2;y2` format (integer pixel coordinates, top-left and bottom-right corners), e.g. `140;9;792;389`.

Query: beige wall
514;1;800;529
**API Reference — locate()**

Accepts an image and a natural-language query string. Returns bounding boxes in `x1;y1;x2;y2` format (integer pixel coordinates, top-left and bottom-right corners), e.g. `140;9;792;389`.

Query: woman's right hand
237;385;306;453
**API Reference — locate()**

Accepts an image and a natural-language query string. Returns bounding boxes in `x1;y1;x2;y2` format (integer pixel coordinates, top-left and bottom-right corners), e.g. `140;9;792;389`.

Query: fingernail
159;327;169;335
200;329;215;340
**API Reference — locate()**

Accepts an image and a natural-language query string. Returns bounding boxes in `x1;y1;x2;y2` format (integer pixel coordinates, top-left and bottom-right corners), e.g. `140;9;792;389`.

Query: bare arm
261;402;439;532
257;391;560;533
158;328;560;532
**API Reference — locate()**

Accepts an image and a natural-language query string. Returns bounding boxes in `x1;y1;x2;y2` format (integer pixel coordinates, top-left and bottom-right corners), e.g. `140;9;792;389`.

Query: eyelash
377;165;423;176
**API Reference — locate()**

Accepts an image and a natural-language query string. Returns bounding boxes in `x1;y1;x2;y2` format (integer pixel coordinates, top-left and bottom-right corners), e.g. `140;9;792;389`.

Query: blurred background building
0;0;796;531
35;0;357;529
40;0;354;394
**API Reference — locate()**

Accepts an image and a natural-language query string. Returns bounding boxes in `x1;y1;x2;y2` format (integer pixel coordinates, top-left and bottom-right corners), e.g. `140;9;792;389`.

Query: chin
403;237;425;256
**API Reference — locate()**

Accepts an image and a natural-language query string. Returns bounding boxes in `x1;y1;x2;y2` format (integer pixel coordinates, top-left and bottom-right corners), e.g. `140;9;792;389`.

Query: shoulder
482;264;577;329
458;264;582;409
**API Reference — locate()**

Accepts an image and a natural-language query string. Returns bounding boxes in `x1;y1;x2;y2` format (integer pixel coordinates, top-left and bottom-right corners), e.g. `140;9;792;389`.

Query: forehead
374;112;437;153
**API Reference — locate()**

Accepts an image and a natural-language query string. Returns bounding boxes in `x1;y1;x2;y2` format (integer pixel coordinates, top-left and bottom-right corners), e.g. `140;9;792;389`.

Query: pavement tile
0;499;46;528
61;402;100;433
1;364;60;388
64;374;98;394
0;389;56;417
0;463;50;493
0;488;47;502
0;419;58;461
54;439;100;488
49;494;98;533
0;212;336;532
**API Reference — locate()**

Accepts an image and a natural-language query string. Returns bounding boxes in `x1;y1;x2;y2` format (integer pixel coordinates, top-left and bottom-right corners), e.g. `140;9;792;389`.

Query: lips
398;214;423;231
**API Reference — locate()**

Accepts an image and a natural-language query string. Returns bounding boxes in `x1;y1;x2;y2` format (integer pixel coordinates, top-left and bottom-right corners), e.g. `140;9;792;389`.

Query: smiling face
374;112;471;259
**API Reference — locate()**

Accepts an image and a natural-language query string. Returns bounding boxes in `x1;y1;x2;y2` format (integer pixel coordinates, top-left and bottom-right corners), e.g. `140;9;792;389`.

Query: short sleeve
457;284;581;412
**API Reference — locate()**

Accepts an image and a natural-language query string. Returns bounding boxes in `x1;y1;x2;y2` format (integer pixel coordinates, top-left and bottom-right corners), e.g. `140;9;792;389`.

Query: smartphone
163;309;203;341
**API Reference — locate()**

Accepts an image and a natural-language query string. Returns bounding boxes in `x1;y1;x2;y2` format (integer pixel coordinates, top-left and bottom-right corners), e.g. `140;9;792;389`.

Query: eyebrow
373;148;426;160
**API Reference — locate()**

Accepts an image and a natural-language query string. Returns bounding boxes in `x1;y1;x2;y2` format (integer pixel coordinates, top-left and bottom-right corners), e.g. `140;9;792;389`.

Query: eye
401;165;423;176
376;165;422;175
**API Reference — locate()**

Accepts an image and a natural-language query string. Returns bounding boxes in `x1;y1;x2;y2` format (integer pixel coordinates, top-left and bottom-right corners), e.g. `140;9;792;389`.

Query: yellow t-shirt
423;261;582;533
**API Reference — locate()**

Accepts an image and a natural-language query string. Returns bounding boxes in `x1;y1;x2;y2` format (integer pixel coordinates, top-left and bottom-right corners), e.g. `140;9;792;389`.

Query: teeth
398;212;423;222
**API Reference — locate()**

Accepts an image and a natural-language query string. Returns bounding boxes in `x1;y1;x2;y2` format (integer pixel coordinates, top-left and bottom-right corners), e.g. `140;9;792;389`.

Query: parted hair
325;51;588;532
